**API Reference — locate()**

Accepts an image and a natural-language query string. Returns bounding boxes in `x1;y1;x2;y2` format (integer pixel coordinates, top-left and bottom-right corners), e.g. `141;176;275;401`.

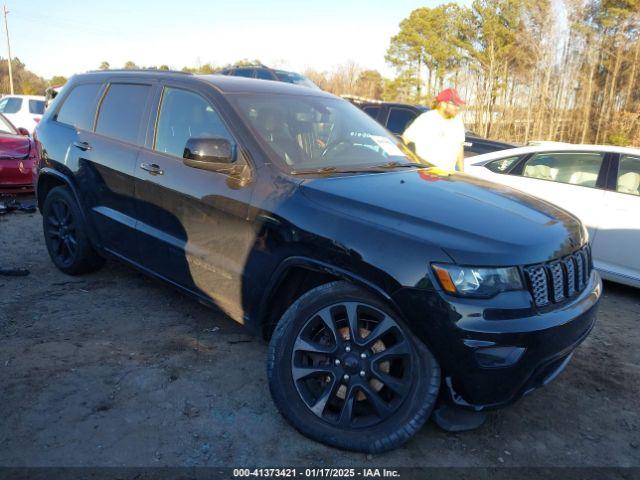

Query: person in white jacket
402;88;466;172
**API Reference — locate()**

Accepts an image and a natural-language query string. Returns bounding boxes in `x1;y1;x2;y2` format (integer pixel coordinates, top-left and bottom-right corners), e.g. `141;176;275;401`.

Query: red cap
436;88;465;106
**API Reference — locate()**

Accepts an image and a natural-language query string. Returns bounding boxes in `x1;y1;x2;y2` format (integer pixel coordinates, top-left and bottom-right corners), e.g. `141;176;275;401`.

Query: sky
3;0;471;80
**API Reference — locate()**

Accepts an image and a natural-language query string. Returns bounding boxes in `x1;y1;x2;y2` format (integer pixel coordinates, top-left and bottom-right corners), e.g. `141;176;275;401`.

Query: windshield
231;94;427;171
274;70;319;90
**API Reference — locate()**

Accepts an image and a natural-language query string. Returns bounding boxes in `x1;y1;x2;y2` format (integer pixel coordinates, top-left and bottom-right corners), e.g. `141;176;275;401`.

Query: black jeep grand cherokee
34;70;601;453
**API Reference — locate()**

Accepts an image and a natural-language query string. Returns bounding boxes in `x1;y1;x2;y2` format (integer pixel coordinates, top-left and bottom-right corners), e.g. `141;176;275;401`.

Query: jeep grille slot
524;245;592;308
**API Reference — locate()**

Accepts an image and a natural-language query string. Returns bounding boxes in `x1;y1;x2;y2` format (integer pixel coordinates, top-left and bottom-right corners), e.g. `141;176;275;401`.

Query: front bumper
393;270;601;410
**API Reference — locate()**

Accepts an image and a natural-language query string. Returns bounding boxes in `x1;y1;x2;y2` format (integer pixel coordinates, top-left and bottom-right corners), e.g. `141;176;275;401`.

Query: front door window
521;151;604;188
154;87;234;158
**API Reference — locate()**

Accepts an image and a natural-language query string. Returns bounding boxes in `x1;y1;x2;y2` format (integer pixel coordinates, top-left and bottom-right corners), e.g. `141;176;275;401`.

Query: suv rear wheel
42;186;105;275
267;281;440;453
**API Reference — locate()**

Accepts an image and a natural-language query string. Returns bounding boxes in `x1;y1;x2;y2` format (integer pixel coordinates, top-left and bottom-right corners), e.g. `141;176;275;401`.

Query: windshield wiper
290;162;429;176
290;166;380;175
371;161;428;169
290;166;339;175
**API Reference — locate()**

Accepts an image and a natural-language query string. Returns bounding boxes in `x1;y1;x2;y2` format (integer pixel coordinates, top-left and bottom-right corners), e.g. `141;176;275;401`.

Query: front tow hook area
432;403;488;432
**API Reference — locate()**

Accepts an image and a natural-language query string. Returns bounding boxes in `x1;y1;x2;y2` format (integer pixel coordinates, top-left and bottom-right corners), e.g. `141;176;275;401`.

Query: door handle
140;162;164;175
72;141;91;151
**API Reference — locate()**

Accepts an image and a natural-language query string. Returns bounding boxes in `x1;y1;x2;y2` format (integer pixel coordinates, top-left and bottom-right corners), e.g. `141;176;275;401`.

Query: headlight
432;264;524;298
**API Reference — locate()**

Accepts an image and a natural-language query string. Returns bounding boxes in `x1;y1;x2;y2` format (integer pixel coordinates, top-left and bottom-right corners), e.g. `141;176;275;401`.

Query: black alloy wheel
45;197;78;268
42;186;105;275
268;281;440;453
292;302;413;428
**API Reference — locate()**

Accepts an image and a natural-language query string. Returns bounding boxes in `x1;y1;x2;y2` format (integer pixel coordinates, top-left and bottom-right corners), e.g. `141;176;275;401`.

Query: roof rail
226;64;269;69
341;94;385;104
526;140;574;146
86;69;193;75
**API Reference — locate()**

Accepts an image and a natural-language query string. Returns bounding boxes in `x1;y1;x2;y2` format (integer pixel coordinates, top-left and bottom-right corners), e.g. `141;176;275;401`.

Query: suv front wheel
267;281;440;453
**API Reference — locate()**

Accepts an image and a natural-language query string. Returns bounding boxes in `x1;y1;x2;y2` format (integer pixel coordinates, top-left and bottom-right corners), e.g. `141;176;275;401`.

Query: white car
0;94;46;133
465;144;640;288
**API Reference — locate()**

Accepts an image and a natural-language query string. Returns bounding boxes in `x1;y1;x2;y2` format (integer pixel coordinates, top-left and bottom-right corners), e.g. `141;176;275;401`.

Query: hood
300;168;586;266
0;133;31;159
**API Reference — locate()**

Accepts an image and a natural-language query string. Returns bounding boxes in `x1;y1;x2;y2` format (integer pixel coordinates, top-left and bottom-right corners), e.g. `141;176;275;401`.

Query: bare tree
384;0;640;146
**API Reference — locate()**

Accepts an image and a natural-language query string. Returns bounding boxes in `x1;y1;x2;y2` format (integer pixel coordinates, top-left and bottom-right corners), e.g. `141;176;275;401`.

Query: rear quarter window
486;156;521;173
56;83;104;130
95;83;151;145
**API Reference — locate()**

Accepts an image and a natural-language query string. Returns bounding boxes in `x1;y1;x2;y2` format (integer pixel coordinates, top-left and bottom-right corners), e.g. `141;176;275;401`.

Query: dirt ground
1;201;639;468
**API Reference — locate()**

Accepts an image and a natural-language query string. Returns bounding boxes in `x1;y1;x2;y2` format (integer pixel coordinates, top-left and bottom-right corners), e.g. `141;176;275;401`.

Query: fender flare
253;255;404;333
36;167;100;248
36;167;80;209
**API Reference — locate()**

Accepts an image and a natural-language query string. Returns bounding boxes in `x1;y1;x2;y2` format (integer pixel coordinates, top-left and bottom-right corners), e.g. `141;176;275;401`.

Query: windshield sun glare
231;95;426;172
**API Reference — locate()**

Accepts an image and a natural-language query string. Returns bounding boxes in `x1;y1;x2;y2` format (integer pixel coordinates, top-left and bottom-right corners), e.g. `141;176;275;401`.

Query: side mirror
183;137;235;172
17;127;30;136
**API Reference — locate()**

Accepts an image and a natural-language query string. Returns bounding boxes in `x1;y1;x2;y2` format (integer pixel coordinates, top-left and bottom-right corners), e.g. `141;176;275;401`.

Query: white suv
0;94;46;133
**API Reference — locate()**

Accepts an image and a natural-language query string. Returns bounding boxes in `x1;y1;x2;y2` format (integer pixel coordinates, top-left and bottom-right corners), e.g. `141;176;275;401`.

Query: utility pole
3;4;13;94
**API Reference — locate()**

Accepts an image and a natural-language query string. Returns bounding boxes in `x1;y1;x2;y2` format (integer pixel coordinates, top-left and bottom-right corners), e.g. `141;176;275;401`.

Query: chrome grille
548;262;565;302
526;266;550;307
524;245;592;308
575;251;585;290
563;256;576;297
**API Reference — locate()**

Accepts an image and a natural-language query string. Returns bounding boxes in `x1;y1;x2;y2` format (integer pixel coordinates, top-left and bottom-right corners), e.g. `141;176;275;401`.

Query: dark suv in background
34;71;600;453
344;96;516;157
220;64;319;89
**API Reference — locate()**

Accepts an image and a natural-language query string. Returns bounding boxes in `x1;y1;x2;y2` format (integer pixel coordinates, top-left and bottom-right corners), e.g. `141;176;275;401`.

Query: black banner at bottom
0;467;637;480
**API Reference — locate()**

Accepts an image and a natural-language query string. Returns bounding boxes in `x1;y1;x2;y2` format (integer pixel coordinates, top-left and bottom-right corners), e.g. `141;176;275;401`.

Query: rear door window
521;151;605;188
362;106;381;119
255;69;274;80
56;83;103;130
28;100;45;114
234;68;255;78
387;107;417;134
0;97;23;114
95;83;151;145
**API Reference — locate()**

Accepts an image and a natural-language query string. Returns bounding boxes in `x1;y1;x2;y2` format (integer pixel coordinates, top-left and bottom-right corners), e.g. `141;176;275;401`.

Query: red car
0;113;36;193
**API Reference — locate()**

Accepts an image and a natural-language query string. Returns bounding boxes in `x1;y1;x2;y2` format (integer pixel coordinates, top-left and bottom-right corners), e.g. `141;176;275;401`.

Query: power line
3;4;13;94
9;9;111;34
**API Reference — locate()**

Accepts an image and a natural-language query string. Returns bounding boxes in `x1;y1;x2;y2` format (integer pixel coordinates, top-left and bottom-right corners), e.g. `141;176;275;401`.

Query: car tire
42;186;105;275
267;281;440;453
